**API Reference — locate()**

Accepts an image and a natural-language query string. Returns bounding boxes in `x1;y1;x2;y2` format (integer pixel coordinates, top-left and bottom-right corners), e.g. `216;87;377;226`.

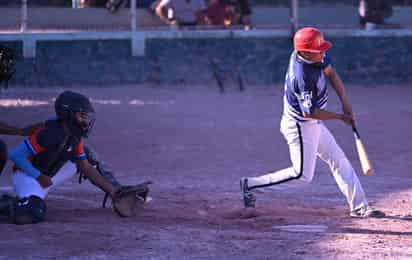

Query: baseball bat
352;125;374;176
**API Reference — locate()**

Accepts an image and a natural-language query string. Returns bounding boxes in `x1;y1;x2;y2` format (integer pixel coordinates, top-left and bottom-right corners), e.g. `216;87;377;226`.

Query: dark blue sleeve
319;53;332;69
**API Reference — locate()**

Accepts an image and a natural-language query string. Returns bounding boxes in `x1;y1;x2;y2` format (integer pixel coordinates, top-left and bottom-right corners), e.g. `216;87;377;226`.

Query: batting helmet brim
297;40;332;53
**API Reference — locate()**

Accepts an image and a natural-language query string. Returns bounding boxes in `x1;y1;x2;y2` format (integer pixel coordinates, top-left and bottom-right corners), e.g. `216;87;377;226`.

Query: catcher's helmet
293;27;332;53
55;91;95;138
0;45;15;87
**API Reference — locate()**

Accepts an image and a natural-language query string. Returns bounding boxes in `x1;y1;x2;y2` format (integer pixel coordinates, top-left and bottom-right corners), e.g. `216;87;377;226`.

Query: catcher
0;91;150;224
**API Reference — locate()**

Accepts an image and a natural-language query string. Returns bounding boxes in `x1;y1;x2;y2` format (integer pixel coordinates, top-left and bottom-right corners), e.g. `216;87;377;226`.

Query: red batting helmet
293;27;332;53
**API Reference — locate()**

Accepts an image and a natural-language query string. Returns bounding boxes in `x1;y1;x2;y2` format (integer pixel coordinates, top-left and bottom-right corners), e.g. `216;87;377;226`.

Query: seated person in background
199;0;238;27
201;0;252;29
155;0;207;26
358;0;393;29
81;0;107;7
105;0;128;13
231;0;252;29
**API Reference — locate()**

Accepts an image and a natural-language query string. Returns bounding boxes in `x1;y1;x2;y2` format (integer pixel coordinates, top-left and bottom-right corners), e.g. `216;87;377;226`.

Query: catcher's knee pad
0;139;7;175
10;195;47;225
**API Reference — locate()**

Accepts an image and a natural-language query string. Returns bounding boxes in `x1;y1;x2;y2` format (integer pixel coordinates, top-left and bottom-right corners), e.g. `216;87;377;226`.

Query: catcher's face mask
73;111;95;138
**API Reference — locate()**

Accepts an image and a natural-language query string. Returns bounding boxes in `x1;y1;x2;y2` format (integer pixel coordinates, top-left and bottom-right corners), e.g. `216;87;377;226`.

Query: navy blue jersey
22;119;86;177
283;51;332;122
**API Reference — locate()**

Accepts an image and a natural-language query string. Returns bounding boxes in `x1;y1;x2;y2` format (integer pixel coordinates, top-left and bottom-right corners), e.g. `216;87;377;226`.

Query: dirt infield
0;84;411;259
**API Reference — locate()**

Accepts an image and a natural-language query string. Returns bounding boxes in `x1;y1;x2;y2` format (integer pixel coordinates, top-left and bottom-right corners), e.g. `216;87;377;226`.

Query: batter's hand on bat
340;114;354;125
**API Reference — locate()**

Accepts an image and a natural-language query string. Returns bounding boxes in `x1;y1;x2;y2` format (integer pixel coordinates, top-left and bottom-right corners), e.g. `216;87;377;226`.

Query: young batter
240;27;384;218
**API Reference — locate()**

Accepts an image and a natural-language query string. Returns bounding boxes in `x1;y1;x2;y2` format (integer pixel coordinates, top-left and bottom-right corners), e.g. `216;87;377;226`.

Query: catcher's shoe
240;178;256;208
350;206;385;218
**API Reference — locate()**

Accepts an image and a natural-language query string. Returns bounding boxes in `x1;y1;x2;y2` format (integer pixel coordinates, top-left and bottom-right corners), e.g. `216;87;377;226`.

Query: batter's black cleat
350;206;385;218
240;178;256;208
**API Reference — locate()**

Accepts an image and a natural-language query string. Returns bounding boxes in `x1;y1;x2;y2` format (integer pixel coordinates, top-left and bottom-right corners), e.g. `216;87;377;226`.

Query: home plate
274;224;328;233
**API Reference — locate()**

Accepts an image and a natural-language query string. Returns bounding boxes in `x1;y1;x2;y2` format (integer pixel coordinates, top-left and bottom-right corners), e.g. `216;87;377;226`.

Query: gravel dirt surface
0;84;411;259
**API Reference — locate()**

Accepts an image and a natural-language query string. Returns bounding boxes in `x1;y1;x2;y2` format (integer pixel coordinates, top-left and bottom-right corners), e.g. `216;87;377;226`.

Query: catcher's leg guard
10;195;47;225
0;139;7;176
83;145;121;188
83;145;123;207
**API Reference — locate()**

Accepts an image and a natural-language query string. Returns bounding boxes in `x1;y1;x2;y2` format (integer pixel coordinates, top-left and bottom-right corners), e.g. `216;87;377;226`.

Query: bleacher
1;1;412;58
1;1;411;30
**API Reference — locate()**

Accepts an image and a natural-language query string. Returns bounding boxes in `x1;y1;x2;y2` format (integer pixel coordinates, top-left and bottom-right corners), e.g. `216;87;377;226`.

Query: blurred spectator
154;0;207;26
84;0;131;12
359;0;393;29
105;0;127;12
199;0;252;29
199;0;238;26
72;0;88;8
83;0;107;7
232;0;252;29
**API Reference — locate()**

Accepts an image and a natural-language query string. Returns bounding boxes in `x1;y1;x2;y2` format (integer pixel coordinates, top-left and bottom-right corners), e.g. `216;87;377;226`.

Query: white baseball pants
12;162;77;199
247;117;368;211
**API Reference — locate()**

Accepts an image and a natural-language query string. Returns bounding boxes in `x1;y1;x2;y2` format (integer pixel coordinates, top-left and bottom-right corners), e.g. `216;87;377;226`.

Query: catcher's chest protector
31;121;81;177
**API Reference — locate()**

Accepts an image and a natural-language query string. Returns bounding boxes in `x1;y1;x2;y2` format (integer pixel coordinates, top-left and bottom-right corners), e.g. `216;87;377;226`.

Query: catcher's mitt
103;181;152;217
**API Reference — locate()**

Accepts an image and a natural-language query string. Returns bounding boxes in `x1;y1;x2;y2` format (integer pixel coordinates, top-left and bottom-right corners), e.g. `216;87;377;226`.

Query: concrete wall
2;35;412;87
